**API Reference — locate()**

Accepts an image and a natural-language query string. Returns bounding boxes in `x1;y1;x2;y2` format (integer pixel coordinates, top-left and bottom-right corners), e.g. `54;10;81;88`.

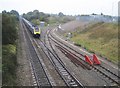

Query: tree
2;10;7;14
10;10;19;21
101;13;103;15
58;12;64;17
33;10;40;19
2;13;18;45
22;10;50;24
92;13;97;15
10;10;19;17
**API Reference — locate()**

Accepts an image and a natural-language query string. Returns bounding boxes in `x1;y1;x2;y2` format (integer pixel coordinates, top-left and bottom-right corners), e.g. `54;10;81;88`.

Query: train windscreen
35;27;39;32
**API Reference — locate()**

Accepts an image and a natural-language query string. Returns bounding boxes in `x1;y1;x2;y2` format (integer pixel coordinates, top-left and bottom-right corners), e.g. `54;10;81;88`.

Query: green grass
2;44;17;86
71;22;118;63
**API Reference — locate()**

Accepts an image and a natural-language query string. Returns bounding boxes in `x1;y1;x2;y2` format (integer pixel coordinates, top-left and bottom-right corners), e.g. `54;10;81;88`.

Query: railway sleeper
61;72;69;76
63;73;69;76
59;68;66;72
67;75;72;80
69;81;76;85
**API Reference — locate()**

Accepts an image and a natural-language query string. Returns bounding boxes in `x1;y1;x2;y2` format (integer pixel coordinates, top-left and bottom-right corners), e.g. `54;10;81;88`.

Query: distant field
71;22;118;63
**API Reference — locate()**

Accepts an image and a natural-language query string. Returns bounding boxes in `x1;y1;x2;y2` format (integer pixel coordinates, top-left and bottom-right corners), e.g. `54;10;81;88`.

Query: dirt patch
60;20;89;33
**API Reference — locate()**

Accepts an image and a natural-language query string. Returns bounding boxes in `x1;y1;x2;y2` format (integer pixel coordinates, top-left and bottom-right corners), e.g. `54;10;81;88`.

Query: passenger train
22;18;41;38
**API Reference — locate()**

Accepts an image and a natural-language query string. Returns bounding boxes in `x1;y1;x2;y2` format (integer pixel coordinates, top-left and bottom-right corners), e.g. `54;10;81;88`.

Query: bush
2;45;17;85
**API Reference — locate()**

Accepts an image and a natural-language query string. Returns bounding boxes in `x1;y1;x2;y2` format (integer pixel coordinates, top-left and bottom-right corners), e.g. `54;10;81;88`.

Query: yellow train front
22;18;41;38
33;26;41;38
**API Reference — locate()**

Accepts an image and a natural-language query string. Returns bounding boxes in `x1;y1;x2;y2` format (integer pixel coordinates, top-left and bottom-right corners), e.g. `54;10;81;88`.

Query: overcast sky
0;0;119;16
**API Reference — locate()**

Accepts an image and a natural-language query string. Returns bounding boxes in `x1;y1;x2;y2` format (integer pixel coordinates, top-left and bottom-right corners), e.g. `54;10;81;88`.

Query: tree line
22;10;72;25
22;10;50;25
2;10;19;86
2;10;19;45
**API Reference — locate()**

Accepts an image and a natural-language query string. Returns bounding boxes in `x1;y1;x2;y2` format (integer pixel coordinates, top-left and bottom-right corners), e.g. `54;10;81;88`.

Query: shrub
2;45;17;85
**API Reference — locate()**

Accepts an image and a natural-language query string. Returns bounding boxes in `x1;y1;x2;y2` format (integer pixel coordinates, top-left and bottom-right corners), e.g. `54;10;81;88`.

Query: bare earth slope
60;20;90;33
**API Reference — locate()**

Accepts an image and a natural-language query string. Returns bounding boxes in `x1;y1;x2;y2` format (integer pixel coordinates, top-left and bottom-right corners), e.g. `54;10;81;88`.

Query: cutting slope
61;20;89;33
71;22;118;63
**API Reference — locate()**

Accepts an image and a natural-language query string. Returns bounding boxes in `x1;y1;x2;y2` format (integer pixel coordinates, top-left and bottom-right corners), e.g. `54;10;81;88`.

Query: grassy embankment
71;22;118;64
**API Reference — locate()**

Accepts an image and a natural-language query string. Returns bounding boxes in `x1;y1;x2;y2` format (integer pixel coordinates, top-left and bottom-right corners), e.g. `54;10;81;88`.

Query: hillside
61;20;89;32
70;22;118;63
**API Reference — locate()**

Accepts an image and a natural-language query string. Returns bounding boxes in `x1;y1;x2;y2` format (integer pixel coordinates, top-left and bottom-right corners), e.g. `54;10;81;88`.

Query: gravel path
16;19;33;86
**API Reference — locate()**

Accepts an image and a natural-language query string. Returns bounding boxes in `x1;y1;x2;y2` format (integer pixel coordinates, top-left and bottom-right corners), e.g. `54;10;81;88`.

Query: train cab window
35;27;39;32
32;25;35;27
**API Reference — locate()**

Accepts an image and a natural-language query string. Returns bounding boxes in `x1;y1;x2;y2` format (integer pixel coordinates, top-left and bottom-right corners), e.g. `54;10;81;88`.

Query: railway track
49;28;120;86
35;28;84;87
22;18;119;86
22;22;52;86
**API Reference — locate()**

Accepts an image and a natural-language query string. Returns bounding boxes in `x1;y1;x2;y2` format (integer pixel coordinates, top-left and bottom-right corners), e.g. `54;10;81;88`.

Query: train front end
33;26;41;38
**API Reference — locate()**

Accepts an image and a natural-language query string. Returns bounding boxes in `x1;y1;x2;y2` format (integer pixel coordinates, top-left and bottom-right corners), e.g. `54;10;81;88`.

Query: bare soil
61;20;89;33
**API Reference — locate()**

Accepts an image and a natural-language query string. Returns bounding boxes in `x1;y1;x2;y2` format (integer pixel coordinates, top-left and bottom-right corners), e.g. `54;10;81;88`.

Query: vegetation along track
49;28;120;86
22;22;52;86
35;28;84;87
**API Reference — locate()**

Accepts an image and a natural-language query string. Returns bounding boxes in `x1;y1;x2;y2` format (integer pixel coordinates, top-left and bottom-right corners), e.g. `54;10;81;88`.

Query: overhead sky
0;0;119;16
